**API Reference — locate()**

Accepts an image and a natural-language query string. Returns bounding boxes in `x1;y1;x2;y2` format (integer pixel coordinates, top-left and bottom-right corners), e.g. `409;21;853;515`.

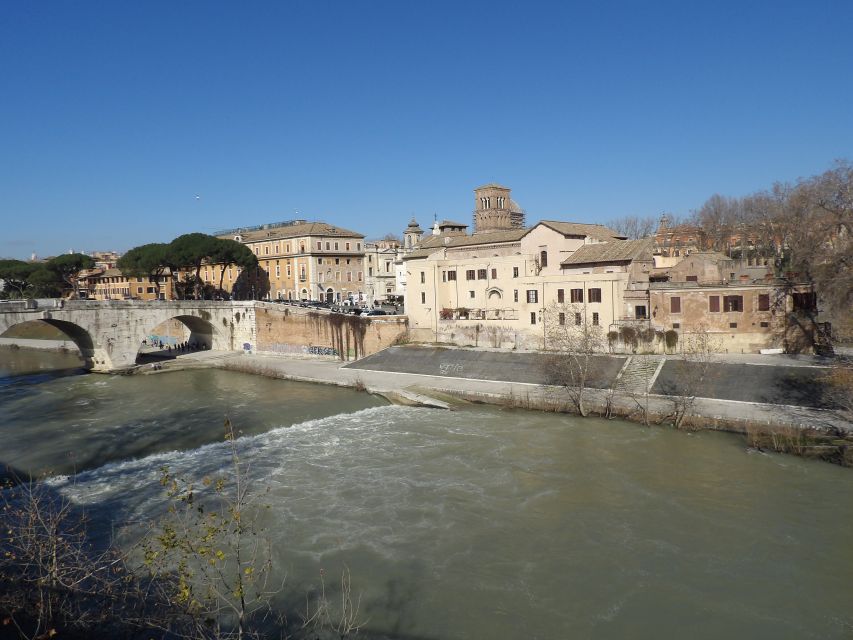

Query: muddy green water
1;349;852;639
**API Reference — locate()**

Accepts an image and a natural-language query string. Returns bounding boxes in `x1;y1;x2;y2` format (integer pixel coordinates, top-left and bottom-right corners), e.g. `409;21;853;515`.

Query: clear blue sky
2;0;852;259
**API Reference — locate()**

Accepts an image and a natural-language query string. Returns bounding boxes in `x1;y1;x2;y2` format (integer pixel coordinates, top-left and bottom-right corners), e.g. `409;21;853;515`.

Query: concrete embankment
204;344;852;465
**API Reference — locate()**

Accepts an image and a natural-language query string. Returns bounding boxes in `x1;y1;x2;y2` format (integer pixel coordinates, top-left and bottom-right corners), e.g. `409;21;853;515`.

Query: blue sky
2;0;852;259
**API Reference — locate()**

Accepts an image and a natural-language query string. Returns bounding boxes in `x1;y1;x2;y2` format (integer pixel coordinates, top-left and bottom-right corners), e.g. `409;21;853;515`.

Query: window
421;292;426;304
334;242;339;250
555;289;564;303
670;296;681;313
592;312;599;326
346;242;351;250
760;321;770;328
575;313;582;325
527;290;538;303
491;268;497;279
358;272;362;281
357;243;361;251
317;242;322;250
758;294;770;311
709;295;720;312
318;258;323;264
137;286;143;294
286;264;291;277
469;290;475;298
588;288;602;303
447;270;457;281
558;312;565;325
729;322;738;328
420;271;425;284
335;258;340;265
635;305;647;319
540;251;548;267
792;292;816;311
275;265;280;278
368;267;373;276
137;277;143;283
672;322;680;329
335;271;341;281
570;289;583;303
265;246;270;255
442;271;446;282
347;272;352;282
686;275;698;282
466;270;476;280
514;290;518;302
477;269;487;280
530;312;536;325
513;267;519;278
723;295;743;312
325;242;330;250
730;273;736;280
274;244;279;254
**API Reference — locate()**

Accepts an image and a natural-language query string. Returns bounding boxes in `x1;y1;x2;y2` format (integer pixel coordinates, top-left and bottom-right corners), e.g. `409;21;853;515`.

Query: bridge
0;300;256;372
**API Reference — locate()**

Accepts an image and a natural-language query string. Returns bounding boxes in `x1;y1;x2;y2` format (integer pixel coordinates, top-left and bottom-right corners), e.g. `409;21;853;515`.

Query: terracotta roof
560;238;655;266
219;221;364;242
404;228;527;260
534;221;626;241
437;219;468;228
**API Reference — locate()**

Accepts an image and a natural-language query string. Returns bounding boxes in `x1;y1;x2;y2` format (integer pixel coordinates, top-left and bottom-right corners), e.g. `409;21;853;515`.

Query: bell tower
473;184;524;234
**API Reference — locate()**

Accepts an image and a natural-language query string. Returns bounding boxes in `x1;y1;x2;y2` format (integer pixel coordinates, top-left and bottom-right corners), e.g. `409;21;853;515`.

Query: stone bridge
0;300;256;372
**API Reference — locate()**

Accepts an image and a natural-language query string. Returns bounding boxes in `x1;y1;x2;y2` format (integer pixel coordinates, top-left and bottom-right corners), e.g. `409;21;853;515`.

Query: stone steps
614;355;665;395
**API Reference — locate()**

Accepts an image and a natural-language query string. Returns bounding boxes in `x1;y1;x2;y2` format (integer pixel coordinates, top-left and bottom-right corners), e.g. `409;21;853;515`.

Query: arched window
540;250;548;268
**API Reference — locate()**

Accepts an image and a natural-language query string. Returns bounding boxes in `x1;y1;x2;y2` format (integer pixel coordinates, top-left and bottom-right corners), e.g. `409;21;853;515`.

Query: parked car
366;309;387;316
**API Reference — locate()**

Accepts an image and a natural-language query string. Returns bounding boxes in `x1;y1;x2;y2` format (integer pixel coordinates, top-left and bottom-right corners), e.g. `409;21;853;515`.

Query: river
1;348;852;639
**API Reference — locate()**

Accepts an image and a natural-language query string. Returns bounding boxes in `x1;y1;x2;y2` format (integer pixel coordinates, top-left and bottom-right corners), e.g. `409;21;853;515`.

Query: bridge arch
135;314;218;363
1;318;97;369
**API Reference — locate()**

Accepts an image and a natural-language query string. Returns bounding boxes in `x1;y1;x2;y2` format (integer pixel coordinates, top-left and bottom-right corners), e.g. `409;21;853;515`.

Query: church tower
473;184;525;234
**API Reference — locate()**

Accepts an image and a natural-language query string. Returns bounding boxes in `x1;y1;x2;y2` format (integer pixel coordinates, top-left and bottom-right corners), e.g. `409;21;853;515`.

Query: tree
118;243;172;298
45;253;95;296
210;239;257;296
167;234;220;299
541;303;606;417
0;259;39;298
140;419;278;640
660;324;719;428
606;215;656;240
27;266;64;298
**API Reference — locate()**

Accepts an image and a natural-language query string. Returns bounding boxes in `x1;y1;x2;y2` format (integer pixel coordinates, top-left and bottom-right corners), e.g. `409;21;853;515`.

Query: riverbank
5;339;851;465
197;350;851;467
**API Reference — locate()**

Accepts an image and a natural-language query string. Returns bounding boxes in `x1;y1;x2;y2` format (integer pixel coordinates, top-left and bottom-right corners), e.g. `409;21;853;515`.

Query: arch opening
0;319;87;370
135;315;216;365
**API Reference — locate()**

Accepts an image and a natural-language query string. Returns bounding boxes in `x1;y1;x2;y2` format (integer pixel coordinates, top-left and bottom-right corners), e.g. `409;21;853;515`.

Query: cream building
209;220;366;302
402;184;660;349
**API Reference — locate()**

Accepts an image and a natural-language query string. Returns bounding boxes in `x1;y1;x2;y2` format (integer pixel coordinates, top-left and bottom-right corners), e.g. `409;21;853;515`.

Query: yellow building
77;268;175;300
200;220;366;302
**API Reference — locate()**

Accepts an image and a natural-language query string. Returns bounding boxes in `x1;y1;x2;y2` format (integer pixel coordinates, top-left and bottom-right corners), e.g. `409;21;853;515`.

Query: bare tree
662;324;720;428
140;419;278;639
607;215;657;240
542;303;606;417
0;476;154;640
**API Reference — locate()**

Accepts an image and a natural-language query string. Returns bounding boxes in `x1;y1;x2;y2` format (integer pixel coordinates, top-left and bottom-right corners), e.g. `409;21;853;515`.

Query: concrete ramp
345;345;627;388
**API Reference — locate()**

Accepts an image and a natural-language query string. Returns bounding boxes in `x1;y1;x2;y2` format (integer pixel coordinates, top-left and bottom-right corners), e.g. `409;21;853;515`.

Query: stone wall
252;304;407;360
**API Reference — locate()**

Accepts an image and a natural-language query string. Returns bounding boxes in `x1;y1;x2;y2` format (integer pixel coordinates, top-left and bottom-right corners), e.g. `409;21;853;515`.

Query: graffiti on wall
262;343;339;357
439;362;464;375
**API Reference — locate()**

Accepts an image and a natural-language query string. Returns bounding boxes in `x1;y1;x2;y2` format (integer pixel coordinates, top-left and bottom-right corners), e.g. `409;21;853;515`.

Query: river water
1;348;852;639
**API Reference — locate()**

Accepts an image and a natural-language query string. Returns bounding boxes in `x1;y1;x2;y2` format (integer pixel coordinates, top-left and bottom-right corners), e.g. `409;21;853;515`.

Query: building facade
206;220;366;302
